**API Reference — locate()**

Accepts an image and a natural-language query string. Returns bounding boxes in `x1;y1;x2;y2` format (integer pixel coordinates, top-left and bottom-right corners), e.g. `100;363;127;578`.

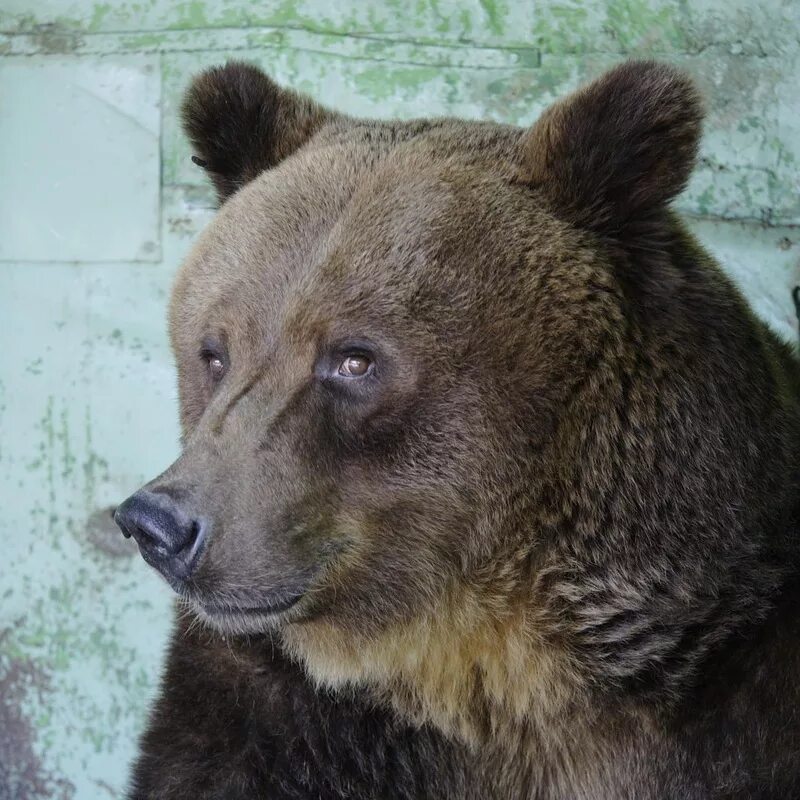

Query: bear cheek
190;484;336;605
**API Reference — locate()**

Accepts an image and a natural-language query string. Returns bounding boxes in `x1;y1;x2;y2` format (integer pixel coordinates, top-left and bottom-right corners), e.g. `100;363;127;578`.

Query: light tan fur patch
282;582;578;743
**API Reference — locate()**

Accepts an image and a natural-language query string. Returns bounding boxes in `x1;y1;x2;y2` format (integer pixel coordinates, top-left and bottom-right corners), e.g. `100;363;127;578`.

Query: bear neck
281;581;580;744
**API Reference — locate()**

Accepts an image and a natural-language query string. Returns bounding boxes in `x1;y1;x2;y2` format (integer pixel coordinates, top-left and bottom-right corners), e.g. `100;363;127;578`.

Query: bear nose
113;490;207;582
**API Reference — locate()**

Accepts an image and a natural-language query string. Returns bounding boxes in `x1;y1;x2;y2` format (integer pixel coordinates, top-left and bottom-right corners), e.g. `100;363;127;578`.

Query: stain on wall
0;0;798;796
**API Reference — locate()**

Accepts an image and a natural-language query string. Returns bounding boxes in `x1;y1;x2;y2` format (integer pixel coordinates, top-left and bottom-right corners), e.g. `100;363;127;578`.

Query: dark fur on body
129;615;479;800
124;61;800;798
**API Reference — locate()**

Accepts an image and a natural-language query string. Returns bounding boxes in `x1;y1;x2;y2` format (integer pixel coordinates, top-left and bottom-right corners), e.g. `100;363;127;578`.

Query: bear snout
114;489;208;584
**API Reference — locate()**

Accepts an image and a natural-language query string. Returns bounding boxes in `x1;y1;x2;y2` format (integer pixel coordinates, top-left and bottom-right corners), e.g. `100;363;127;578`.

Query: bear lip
194;592;304;617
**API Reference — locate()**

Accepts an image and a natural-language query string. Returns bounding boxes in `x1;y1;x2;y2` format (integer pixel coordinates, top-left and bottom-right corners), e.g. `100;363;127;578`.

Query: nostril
113;507;133;539
178;519;207;573
114;504;164;550
175;519;200;556
190;519;200;546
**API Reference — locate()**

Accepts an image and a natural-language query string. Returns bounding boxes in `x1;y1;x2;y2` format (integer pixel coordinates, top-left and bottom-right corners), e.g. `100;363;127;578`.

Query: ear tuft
181;61;333;203
522;61;703;233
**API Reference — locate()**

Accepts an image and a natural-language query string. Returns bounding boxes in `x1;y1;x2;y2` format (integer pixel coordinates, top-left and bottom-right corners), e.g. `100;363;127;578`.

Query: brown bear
114;60;800;799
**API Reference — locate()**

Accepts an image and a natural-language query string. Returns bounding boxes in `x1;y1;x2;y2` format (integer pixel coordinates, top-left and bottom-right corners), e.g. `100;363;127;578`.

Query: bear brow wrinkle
210;362;270;435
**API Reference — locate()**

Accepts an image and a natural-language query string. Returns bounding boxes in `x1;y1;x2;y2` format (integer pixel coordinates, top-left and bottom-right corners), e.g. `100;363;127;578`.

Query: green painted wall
0;1;798;797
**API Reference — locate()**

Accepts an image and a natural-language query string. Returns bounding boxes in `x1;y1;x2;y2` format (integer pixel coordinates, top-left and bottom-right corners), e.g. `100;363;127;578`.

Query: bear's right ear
181;61;335;204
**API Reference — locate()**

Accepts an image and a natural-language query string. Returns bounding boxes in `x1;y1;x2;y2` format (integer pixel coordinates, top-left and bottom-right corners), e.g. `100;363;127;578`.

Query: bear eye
200;343;227;384
338;354;372;378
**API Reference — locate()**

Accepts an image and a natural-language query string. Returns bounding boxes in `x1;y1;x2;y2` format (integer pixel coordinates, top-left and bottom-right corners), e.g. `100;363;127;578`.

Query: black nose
113;490;207;582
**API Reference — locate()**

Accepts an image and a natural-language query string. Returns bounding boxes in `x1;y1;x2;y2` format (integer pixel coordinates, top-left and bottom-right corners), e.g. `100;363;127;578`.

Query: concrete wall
0;1;798;797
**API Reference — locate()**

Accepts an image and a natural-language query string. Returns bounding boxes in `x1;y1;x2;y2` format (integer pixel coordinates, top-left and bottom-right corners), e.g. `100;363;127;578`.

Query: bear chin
179;590;307;636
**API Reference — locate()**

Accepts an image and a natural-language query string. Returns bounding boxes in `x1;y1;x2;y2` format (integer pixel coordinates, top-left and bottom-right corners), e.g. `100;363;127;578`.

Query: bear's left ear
520;61;703;233
182;61;336;204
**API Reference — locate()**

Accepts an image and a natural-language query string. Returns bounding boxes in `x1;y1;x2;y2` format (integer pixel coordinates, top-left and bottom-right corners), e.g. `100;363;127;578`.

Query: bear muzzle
114;489;208;584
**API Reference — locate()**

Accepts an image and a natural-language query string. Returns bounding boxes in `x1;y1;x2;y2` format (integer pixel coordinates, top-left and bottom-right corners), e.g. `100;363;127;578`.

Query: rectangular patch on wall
0;54;161;262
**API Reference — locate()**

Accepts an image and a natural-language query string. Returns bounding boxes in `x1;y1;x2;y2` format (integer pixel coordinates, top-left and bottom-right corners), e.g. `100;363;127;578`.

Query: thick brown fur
123;60;800;798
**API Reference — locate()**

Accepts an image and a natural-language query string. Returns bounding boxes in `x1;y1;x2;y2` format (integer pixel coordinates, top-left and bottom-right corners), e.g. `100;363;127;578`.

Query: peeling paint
0;648;76;800
27;23;84;54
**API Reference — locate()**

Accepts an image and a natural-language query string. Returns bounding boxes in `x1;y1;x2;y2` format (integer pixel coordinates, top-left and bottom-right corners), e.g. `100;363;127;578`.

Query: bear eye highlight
338;354;372;378
208;355;226;381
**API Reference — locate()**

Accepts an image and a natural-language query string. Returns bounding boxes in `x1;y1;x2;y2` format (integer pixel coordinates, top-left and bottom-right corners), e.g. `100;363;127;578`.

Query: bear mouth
176;587;309;633
195;592;304;618
174;563;330;632
187;594;306;634
202;593;303;616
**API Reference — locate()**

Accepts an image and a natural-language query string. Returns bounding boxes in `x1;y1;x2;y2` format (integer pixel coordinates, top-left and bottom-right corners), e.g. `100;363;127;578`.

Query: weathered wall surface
0;1;798;797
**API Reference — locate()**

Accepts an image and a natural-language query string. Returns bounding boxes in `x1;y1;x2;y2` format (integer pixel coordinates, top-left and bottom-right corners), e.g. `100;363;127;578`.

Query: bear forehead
176;120;571;332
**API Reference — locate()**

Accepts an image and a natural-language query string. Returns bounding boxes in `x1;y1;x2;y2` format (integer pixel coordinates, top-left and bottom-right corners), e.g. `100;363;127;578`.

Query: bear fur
122;60;800;799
